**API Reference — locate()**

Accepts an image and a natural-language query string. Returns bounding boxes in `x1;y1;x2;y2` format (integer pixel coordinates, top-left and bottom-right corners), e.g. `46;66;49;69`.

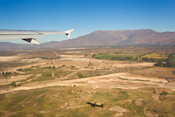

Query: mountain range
0;29;175;50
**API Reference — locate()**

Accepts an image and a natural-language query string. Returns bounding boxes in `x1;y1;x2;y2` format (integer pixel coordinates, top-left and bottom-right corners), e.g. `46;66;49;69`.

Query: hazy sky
0;0;175;44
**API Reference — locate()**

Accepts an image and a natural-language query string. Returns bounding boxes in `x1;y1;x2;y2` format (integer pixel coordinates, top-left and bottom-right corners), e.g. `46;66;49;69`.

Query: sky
0;0;175;44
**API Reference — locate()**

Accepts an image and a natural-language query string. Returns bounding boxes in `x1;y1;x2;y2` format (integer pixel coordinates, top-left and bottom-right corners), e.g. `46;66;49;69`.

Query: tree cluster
157;53;175;67
141;57;157;62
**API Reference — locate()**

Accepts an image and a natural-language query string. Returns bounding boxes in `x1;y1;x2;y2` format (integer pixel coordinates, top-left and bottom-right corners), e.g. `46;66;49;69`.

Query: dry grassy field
0;46;175;117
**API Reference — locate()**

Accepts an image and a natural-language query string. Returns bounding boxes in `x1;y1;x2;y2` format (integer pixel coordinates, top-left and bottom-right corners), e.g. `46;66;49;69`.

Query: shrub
92;54;96;58
17;68;23;71
77;73;83;78
153;90;156;94
59;65;66;68
11;82;17;87
160;91;168;95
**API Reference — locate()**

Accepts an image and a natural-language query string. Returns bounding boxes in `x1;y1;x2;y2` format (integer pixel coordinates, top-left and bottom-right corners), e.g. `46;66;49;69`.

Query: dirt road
0;72;174;94
0;54;174;94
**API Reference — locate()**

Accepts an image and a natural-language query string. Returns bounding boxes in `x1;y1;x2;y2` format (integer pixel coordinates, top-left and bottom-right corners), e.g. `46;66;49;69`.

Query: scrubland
0;46;175;117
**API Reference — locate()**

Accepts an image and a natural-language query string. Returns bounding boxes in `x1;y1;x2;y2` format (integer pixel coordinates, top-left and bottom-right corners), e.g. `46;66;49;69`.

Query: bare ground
152;94;161;103
0;53;175;94
109;106;129;117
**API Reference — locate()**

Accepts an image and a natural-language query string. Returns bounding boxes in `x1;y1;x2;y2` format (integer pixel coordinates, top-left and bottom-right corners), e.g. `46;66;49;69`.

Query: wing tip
65;29;74;38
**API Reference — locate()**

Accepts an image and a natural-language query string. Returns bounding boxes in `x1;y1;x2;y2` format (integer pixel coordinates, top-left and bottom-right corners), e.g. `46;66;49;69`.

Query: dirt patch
152;94;161;103
36;74;42;77
144;107;153;117
0;56;19;62
113;62;155;68
135;98;143;105
117;99;133;104
61;100;75;108
120;73;167;84
112;113;123;117
65;51;82;53
15;71;26;74
0;110;16;117
109;106;129;117
130;67;175;81
60;55;84;58
39;111;49;114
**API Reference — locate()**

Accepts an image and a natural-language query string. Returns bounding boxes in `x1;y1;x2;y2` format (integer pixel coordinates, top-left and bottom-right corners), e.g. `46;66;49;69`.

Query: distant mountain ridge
0;29;175;50
54;29;175;47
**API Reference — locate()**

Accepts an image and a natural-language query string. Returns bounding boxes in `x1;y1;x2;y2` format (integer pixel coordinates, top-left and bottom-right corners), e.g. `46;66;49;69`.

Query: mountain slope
0;29;175;50
47;29;175;48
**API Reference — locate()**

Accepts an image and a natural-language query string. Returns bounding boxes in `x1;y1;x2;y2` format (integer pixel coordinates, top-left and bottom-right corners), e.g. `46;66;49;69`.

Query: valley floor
0;48;175;117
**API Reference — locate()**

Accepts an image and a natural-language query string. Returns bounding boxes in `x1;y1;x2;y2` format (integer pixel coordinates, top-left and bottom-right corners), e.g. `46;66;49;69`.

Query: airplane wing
0;29;74;45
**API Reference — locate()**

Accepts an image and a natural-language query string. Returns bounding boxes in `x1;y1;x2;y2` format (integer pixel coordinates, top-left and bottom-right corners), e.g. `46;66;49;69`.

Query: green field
95;54;140;61
94;52;169;62
143;53;168;59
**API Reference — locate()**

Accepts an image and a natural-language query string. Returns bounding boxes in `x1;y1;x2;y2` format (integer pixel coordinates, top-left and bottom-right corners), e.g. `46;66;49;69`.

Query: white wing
0;29;74;45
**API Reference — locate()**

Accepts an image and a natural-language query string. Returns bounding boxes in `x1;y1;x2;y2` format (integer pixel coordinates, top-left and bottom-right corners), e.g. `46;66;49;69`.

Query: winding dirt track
0;55;174;94
0;72;174;94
